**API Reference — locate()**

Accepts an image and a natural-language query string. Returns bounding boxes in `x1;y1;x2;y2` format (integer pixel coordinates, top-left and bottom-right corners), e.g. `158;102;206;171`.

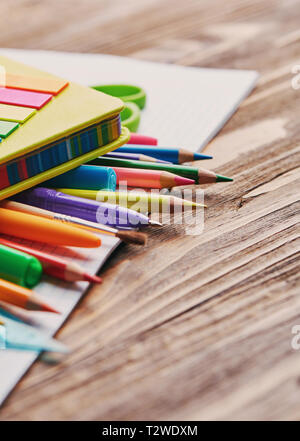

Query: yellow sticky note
0;103;36;123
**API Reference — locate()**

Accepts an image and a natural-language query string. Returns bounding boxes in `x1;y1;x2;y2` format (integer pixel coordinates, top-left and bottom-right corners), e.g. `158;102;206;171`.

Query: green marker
89;157;233;185
0;245;42;288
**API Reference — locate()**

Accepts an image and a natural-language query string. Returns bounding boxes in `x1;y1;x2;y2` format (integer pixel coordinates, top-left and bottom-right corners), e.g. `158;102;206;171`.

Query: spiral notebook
0;48;258;406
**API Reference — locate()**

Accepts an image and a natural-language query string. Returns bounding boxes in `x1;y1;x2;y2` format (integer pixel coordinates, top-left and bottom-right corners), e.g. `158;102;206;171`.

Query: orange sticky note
0;73;68;95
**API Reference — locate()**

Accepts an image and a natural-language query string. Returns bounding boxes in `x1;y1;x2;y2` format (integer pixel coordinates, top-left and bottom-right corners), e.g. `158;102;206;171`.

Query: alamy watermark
95;183;205;236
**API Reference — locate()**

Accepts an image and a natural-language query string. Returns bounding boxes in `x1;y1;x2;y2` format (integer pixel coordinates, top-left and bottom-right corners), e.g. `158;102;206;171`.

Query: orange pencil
0;207;101;248
112;167;195;189
0;278;59;313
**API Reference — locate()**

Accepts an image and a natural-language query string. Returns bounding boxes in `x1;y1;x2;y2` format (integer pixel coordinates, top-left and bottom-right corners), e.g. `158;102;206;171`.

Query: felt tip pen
13;188;162;229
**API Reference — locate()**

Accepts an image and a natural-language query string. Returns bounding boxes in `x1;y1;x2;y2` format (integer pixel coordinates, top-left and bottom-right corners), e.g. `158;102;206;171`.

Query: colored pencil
56;189;206;213
114;145;212;163
104;151;170;164
0;207;101;248
0;238;102;283
0;278;59;313
0;301;37;326
2;201;148;246
89;157;233;184
102;166;195;188
128;133;158;145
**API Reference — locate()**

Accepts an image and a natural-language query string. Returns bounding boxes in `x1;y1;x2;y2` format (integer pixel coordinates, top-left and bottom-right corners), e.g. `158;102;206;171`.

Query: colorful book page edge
0;120;19;138
0;87;52;109
0;73;68;95
0;126;130;200
0;103;36;123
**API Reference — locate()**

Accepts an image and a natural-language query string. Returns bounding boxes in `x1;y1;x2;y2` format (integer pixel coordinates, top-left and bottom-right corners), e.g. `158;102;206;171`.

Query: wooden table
0;0;299;420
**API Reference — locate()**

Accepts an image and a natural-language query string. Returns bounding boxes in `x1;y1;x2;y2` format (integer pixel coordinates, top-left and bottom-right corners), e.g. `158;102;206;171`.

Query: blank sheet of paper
0;48;258;405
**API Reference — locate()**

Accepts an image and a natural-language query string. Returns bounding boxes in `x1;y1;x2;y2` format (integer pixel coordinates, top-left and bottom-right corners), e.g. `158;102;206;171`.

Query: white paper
0;48;258;151
0;48;258;405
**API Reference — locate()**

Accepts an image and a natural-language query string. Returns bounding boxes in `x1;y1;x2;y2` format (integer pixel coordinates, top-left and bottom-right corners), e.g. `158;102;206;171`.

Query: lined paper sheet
0;48;258;405
0;49;258;151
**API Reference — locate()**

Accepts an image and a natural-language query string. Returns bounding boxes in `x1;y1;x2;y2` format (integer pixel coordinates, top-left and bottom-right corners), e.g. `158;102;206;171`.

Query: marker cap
0;245;43;288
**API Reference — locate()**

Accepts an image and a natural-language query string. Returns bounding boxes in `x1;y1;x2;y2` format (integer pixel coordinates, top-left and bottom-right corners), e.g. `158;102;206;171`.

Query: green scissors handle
91;84;146;132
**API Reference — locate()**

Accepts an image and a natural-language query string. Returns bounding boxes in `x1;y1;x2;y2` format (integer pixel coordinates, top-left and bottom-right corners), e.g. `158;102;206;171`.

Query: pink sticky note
0;87;52;109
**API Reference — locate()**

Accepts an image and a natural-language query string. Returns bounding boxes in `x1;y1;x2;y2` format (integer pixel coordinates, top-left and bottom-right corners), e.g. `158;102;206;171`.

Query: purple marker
12;187;162;229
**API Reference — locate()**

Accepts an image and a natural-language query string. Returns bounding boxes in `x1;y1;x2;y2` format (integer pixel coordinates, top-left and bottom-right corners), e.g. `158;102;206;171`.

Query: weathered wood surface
0;0;300;420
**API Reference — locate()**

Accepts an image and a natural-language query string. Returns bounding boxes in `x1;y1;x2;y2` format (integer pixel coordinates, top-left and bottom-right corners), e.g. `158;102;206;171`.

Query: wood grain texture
1;0;300;421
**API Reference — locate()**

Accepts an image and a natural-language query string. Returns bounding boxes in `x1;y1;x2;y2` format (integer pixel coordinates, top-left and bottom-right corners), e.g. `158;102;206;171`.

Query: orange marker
0;278;59;313
0;208;101;248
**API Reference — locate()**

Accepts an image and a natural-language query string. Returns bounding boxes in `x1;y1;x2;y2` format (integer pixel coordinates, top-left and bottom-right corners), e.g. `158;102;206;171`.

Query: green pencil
89;157;233;184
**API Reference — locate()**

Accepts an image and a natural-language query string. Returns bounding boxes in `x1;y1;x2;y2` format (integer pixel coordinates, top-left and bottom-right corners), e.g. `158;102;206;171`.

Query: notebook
0;55;128;200
0;49;258;407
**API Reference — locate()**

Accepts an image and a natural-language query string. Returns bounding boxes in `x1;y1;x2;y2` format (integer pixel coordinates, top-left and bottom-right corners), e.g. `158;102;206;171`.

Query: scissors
91;84;146;132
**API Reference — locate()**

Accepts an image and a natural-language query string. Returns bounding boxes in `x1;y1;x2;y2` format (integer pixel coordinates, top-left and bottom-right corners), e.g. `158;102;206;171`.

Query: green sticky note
0;120;19;138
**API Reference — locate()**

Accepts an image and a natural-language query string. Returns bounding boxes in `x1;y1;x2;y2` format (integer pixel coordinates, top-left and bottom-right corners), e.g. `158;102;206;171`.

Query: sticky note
0;73;68;96
0;103;36;123
0;120;19;138
0;87;52;109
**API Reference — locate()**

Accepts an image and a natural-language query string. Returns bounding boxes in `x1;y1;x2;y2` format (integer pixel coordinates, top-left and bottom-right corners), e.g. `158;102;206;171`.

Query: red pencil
0;238;102;284
112;167;195;188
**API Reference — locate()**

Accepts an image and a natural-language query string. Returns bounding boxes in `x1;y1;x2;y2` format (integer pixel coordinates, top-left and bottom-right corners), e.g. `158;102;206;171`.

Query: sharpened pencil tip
148;220;163;227
194;153;213;160
42;303;61;314
174;176;195;186
216;174;233;182
83;273;103;283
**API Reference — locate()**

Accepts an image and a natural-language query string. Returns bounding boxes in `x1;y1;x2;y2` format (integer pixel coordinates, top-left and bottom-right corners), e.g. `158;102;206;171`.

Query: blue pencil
113;145;213;164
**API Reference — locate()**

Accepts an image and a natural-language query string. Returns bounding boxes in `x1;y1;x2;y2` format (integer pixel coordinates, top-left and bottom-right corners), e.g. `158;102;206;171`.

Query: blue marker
43;165;117;191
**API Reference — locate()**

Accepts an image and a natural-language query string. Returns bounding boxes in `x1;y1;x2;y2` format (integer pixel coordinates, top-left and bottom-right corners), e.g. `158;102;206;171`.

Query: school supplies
0;239;102;283
0;48;257;406
0;301;37;326
0;207;101;247
2;201;147;245
0;279;58;313
0;244;42;288
91;165;195;189
44;165;117;191
57;189;205;213
128;133;158;145
90;157;233;185
104;151;170;164
0;309;68;353
114;146;213;163
0;55;128;200
13;188;162;228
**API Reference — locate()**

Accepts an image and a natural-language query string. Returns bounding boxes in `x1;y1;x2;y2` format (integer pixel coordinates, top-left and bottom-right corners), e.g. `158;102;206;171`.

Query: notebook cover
0;55;124;165
0;126;130;200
